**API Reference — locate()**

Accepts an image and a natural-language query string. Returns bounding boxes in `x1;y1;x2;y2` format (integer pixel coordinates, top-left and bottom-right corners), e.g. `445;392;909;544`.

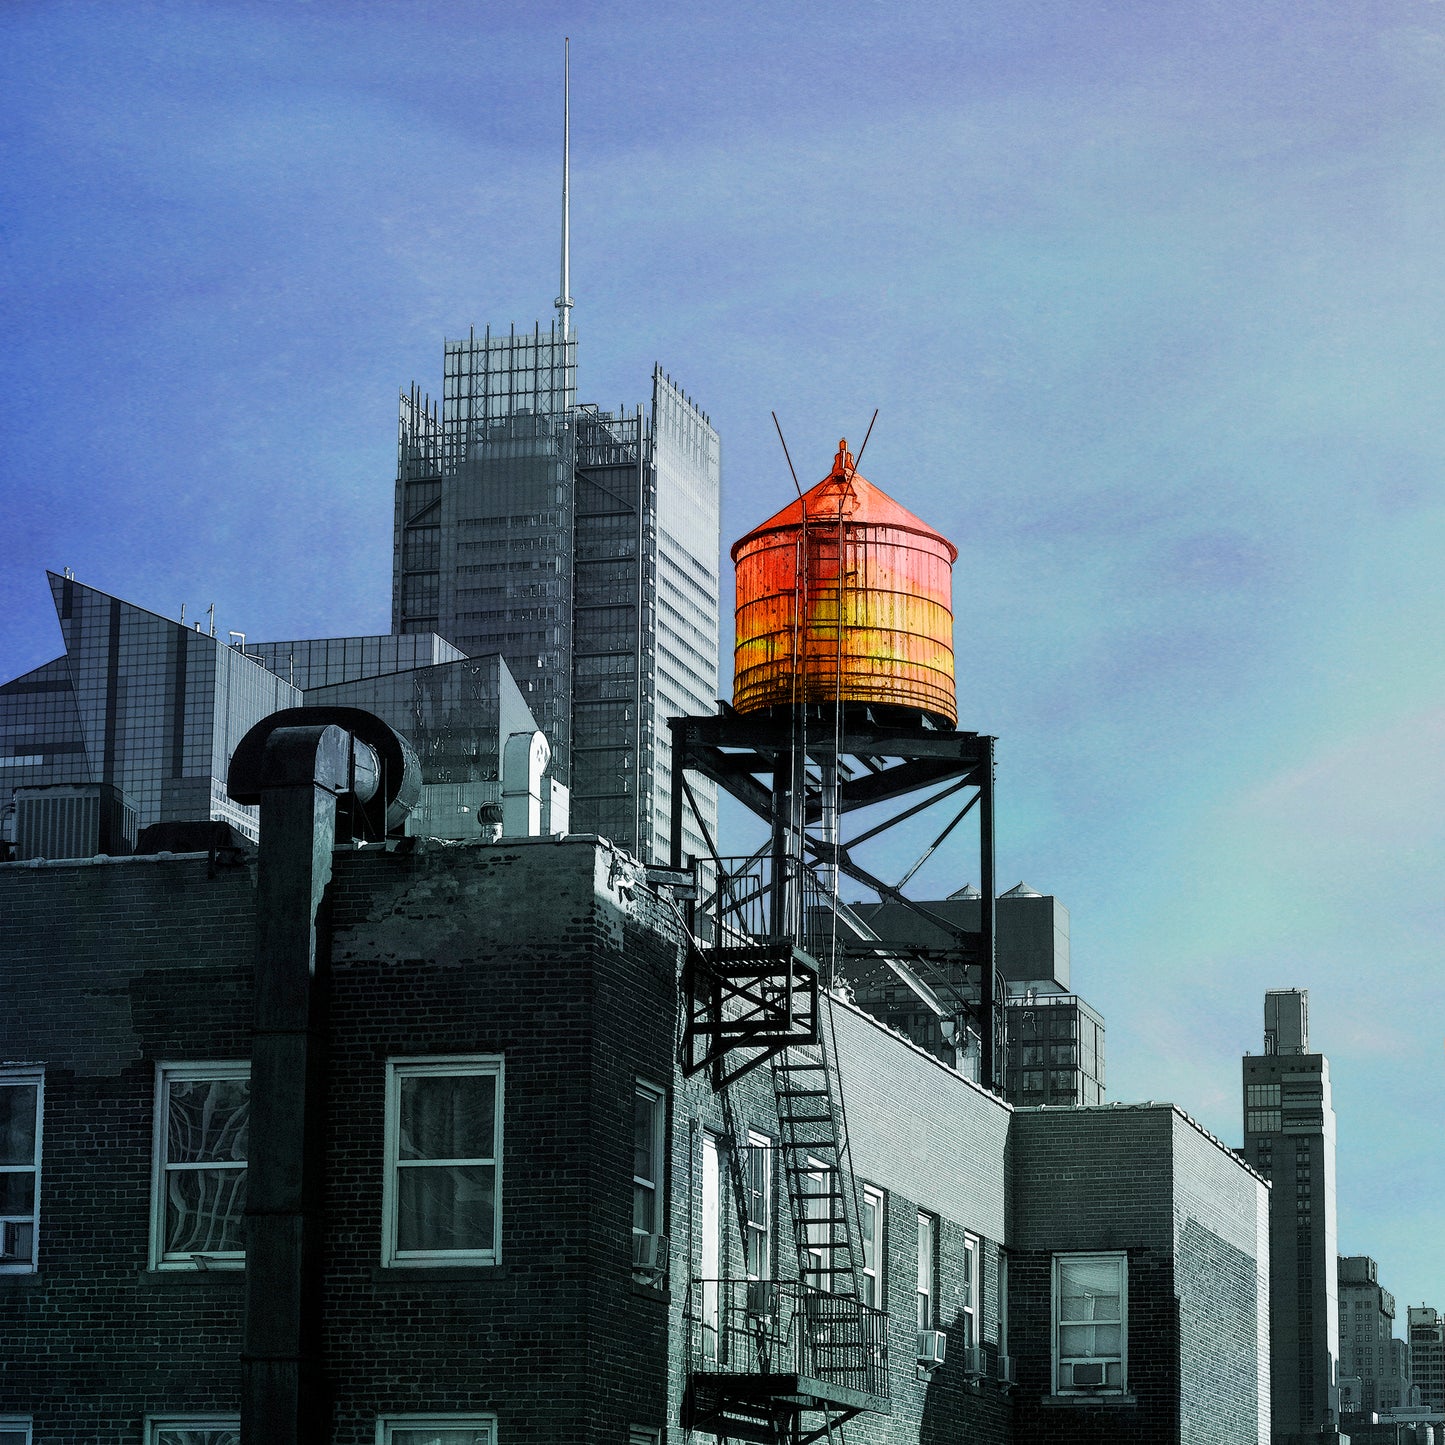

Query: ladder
772;1020;861;1299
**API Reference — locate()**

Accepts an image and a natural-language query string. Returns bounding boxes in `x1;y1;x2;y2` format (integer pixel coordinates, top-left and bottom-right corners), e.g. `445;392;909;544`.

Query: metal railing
689;1278;890;1402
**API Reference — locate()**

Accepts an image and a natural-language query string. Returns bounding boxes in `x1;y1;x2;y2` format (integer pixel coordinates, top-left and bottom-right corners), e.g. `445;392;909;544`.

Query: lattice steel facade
393;328;719;865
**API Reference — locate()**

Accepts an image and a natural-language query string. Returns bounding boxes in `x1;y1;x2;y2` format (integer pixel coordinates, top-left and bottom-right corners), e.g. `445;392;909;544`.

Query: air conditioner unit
631;1232;668;1277
746;1279;779;1318
961;1345;984;1377
1070;1360;1107;1388
996;1354;1018;1388
0;1221;25;1263
916;1330;947;1368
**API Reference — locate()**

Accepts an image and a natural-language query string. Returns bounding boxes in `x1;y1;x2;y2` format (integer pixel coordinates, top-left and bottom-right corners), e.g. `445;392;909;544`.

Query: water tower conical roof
731;440;958;562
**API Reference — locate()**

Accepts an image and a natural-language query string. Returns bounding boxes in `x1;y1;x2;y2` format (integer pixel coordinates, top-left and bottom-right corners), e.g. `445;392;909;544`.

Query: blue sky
3;1;1442;1310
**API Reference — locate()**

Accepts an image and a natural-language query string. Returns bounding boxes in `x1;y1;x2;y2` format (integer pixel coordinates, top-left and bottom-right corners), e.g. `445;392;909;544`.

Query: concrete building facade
1339;1256;1411;1418
1411;1306;1445;1413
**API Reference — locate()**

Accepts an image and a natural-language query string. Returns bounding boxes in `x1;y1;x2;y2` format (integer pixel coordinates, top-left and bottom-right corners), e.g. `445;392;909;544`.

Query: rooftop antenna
555;37;574;340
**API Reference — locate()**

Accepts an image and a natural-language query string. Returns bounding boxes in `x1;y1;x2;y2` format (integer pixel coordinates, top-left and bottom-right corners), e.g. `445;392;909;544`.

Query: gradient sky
3;1;1442;1312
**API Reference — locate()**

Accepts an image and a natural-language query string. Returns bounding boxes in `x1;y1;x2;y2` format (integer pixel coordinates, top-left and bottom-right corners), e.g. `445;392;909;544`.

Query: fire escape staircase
688;1011;890;1445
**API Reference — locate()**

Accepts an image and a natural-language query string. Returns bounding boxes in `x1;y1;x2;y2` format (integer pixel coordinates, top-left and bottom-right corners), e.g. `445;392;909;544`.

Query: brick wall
1009;1104;1269;1445
665;998;1014;1444
0;853;255;1443
323;838;683;1445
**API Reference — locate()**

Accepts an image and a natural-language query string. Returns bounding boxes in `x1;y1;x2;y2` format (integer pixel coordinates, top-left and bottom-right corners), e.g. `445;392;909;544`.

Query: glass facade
247;633;464;691
303;654;537;840
1005;993;1107;1106
393;330;720;865
1;576;300;852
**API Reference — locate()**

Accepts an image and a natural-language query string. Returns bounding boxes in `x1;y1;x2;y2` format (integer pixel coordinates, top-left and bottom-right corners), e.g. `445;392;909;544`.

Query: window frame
860;1184;885;1309
1052;1251;1128;1395
143;1415;240;1445
375;1415;496;1445
916;1210;938;1331
961;1232;979;1348
701;1131;722;1359
149;1062;249;1272
801;1153;834;1291
632;1079;667;1240
0;1070;43;1276
381;1055;504;1269
744;1130;773;1282
0;1417;32;1445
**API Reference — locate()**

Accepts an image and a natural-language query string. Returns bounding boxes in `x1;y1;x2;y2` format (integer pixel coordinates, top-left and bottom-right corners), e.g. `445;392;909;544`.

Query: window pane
0;1087;37;1165
0;1432;28;1445
167;1079;248;1164
397;1164;496;1251
390;1432;491;1445
633;1178;657;1234
164;1169;246;1254
1061;1257;1121;1319
633;1091;658;1182
155;1432;240;1445
0;1174;35;1215
399;1075;496;1161
1061;1322;1122;1356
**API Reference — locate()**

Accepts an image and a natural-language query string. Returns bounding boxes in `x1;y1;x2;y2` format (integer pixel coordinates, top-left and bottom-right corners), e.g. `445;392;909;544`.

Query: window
0;1419;31;1445
633;1081;667;1284
701;1133;721;1359
144;1417;239;1445
1247;1083;1281;1107
801;1156;834;1290
916;1212;938;1330
627;1431;661;1445
999;1251;1010;1360
633;1080;666;1238
1054;1253;1127;1393
961;1233;979;1347
0;1072;42;1274
744;1132;772;1281
382;1057;502;1267
376;1417;495;1445
1246;1108;1281;1133
860;1185;885;1308
150;1064;248;1270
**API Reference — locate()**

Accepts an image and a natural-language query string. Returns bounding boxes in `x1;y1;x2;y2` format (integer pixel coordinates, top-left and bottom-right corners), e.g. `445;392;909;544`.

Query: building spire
556;37;573;340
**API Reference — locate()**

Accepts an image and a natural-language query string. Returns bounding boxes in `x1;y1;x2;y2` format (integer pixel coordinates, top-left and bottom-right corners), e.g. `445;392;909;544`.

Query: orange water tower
731;439;958;726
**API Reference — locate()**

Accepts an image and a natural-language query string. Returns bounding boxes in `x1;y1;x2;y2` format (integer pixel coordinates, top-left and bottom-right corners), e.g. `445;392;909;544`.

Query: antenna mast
556;38;574;339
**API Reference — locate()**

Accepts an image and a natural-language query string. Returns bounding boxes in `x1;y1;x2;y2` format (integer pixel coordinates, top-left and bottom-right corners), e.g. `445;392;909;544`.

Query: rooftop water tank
731;439;957;726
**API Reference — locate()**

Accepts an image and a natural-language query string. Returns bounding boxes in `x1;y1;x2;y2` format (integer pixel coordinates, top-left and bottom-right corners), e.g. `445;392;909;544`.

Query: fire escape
672;708;999;1444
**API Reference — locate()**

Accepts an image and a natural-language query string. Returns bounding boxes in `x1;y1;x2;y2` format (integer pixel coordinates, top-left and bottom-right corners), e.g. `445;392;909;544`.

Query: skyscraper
1242;988;1342;1443
392;55;720;865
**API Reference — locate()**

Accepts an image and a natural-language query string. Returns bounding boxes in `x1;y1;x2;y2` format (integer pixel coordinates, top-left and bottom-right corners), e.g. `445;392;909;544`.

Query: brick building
2;816;1270;1444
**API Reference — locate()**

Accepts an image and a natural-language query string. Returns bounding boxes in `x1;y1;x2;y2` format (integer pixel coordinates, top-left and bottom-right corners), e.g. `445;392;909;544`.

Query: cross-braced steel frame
669;704;1002;1092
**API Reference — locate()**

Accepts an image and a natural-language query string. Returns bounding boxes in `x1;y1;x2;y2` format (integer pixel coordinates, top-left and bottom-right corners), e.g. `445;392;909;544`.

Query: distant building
0;576;548;857
1339;1256;1411;1416
246;638;543;839
392;335;720;866
850;884;1106;1105
1410;1306;1445;1412
0;574;298;851
1242;988;1342;1443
